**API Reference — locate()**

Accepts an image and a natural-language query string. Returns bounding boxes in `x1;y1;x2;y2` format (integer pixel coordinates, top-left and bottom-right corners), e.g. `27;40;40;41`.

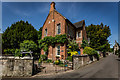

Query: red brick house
41;2;87;60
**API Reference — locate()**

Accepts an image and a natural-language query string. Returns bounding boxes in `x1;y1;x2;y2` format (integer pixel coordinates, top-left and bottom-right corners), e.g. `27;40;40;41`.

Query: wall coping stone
0;56;33;60
73;54;88;57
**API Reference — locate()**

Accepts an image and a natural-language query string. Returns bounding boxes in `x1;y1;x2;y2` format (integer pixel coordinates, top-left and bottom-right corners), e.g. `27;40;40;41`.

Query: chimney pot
50;2;55;12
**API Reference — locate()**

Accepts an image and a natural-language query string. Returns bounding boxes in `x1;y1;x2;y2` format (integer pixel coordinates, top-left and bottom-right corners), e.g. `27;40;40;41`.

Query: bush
40;54;47;61
46;59;53;63
20;40;38;52
4;49;15;55
83;47;99;60
83;47;94;55
70;51;78;56
59;63;65;67
54;60;59;65
66;56;72;62
15;49;21;57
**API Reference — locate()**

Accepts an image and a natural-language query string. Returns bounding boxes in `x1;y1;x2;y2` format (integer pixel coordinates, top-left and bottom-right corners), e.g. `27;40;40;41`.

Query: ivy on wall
38;34;67;52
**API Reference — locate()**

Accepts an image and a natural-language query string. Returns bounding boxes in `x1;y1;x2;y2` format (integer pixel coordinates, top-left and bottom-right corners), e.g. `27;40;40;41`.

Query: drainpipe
52;10;55;61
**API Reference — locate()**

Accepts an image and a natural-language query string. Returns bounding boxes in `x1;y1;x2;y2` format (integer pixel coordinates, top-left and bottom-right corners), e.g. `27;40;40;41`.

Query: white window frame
57;23;61;34
78;31;81;38
76;31;82;38
56;45;60;56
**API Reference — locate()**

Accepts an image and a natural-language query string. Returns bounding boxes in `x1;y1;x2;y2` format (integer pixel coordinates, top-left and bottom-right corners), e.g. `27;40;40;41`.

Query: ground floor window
56;45;60;56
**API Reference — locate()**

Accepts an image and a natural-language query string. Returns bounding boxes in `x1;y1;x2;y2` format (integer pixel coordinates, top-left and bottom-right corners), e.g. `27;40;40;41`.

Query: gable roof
42;2;84;29
73;20;85;28
42;9;67;28
114;40;120;47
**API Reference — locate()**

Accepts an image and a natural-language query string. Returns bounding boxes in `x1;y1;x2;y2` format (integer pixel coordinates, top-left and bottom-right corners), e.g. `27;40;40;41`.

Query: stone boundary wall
73;55;90;70
73;54;100;70
0;56;34;77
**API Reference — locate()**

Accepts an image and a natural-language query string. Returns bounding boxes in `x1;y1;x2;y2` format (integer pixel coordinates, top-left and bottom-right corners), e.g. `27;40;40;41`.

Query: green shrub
40;54;47;61
46;59;53;63
66;56;72;62
83;47;99;60
15;49;21;57
20;40;38;52
4;49;15;55
38;57;42;63
83;47;94;55
83;47;98;55
54;60;59;65
59;63;65;67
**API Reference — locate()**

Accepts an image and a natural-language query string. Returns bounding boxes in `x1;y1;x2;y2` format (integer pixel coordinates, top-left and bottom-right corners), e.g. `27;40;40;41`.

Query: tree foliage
81;39;89;49
86;23;111;52
67;39;79;56
20;40;38;52
67;39;79;52
83;47;98;55
2;20;38;53
4;49;15;55
38;27;43;40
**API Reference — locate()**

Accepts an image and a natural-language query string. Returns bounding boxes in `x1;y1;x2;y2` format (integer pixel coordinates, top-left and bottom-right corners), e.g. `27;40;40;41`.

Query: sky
2;2;118;48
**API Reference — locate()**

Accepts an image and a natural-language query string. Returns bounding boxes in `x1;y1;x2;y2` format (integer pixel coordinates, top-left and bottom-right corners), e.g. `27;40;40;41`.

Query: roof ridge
74;20;85;24
54;10;67;19
73;20;85;28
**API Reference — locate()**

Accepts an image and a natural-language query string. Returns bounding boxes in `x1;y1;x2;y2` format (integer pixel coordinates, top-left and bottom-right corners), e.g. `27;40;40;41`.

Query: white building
113;40;119;54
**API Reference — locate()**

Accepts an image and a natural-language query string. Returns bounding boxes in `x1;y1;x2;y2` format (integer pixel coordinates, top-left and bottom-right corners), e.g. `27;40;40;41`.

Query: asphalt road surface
39;54;119;78
2;54;120;80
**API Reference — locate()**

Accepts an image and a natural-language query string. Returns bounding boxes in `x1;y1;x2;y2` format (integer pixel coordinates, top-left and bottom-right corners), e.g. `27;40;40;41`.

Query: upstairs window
57;23;61;34
45;28;47;37
78;32;81;37
76;31;81;38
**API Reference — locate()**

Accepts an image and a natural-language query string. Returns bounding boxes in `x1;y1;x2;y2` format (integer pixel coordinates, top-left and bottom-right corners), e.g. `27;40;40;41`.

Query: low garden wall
0;56;34;77
73;55;90;70
72;54;100;70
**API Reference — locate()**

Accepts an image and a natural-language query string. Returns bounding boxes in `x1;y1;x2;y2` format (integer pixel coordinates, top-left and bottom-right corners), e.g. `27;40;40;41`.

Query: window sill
56;55;61;57
76;37;82;39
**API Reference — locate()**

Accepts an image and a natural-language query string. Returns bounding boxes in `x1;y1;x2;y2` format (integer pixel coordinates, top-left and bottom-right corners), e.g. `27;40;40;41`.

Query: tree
20;40;38;52
67;39;79;52
38;27;43;40
81;38;89;49
2;20;38;53
86;23;111;52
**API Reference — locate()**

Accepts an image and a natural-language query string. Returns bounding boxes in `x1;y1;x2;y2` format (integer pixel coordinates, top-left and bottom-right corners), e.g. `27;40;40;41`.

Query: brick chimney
50;2;55;12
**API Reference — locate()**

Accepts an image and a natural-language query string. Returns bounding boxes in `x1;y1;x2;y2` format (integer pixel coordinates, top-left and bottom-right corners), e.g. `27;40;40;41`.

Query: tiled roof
73;20;84;28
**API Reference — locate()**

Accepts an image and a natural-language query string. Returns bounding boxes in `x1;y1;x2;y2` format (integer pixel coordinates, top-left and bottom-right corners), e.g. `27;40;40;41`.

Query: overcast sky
2;2;118;47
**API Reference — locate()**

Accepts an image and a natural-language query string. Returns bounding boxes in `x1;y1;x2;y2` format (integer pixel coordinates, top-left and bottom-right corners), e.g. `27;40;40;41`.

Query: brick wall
41;7;67;60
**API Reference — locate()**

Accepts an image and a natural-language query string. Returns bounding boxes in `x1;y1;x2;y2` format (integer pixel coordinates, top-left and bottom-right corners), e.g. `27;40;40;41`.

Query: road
2;54;120;80
39;54;119;78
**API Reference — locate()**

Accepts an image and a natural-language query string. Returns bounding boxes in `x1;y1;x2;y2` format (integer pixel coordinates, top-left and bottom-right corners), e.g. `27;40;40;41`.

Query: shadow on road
116;58;120;61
